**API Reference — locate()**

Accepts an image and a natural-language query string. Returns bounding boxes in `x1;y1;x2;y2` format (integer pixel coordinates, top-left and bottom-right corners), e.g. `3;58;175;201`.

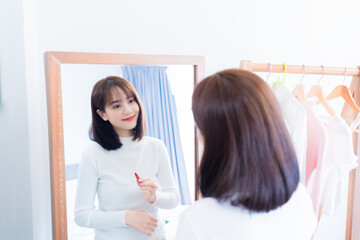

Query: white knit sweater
75;136;179;240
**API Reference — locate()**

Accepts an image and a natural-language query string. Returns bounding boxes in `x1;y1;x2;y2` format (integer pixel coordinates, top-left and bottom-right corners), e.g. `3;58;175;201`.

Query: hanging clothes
340;72;360;239
341;74;360;150
320;114;358;215
300;101;328;216
272;83;307;183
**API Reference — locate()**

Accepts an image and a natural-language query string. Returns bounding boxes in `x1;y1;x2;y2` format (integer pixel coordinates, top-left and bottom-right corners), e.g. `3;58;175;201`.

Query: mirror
45;52;205;240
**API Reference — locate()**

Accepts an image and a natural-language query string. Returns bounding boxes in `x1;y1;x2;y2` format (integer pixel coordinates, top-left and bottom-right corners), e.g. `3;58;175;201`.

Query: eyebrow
109;97;134;105
110;100;120;105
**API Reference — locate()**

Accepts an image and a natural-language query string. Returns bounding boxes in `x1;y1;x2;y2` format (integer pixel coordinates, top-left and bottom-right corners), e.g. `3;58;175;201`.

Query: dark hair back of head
90;76;145;150
192;69;299;212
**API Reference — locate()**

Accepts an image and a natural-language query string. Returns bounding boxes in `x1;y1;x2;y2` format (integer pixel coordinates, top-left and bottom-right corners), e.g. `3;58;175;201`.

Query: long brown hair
192;69;299;212
90;76;146;150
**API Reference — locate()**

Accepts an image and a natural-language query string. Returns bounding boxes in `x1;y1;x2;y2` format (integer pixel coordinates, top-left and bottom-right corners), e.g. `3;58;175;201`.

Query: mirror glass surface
60;63;195;239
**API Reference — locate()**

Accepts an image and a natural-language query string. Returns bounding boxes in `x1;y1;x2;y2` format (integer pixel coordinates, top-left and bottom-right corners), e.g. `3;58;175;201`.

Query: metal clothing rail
240;60;360;76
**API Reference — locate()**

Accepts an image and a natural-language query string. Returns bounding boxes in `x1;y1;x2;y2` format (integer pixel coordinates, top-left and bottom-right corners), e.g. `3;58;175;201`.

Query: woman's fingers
145;215;157;234
139;179;158;187
139;185;157;191
136;178;157;203
140;188;155;197
149;216;158;226
139;187;155;192
149;221;157;228
139;188;157;203
125;210;159;236
151;216;158;223
140;183;157;188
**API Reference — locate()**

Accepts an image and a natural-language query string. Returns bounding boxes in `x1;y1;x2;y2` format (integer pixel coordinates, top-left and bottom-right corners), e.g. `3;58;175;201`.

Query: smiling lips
122;115;135;121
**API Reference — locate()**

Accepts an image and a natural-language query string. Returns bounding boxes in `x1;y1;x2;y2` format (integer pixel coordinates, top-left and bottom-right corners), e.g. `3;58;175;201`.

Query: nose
123;103;133;115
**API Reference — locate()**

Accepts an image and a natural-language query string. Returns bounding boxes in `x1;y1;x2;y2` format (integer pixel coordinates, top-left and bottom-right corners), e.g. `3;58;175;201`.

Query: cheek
108;111;122;122
133;104;140;114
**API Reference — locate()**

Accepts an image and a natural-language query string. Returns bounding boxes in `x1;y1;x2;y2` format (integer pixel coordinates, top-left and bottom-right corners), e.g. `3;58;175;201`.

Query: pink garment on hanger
301;101;328;216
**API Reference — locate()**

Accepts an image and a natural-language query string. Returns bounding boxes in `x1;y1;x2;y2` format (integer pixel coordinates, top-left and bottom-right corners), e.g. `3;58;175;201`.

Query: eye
113;104;121;109
129;98;135;104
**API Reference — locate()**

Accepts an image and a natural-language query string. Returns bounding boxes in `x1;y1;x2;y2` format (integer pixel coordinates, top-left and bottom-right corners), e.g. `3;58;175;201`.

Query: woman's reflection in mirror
74;76;179;240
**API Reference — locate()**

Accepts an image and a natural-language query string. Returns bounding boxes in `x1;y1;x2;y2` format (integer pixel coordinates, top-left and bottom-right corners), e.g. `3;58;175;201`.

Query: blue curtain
121;65;191;204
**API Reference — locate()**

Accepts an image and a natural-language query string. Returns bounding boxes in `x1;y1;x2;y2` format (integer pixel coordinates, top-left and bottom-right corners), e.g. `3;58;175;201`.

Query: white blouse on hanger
272;83;307;183
320;114;358;215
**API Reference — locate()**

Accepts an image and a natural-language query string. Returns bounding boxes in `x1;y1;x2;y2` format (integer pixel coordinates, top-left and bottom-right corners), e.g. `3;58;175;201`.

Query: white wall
0;0;34;239
4;0;360;239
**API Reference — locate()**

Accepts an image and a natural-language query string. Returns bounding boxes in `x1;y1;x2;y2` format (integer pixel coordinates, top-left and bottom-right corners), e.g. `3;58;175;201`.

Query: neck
116;129;133;137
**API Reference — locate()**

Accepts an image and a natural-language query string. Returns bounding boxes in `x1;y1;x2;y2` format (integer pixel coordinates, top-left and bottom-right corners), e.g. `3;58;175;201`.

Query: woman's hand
139;178;158;204
125;210;158;236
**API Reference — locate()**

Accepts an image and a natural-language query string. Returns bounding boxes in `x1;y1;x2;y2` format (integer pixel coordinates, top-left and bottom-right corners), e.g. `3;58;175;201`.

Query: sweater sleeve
152;141;180;209
74;152;127;229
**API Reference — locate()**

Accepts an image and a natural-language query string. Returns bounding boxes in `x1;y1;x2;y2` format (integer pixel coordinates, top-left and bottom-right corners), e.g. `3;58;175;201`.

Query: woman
175;69;317;240
75;76;179;240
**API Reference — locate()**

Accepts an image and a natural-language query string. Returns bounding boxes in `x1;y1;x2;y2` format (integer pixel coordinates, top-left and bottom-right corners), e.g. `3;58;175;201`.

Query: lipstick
134;172;141;186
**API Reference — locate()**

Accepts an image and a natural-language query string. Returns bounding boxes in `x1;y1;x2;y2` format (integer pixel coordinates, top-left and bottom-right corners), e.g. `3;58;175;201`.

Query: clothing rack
240;60;360;240
240;60;360;76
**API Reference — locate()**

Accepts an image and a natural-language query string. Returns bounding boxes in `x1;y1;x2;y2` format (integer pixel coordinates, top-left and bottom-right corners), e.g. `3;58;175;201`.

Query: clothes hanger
273;63;287;87
307;66;336;117
293;65;307;101
326;68;360;114
266;63;272;83
351;112;360;132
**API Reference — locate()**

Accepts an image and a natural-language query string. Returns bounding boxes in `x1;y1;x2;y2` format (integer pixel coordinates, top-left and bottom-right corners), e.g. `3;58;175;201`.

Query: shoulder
273;183;317;236
178;198;250;231
82;141;107;160
277;183;313;213
289;183;313;204
181;198;224;218
140;136;167;151
277;183;316;225
141;136;164;146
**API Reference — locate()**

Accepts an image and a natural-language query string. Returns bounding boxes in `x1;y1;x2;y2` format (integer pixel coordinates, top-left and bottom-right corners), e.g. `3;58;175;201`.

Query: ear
96;109;108;121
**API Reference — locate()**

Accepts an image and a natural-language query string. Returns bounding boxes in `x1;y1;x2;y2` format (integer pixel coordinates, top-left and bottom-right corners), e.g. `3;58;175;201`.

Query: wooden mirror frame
44;51;205;240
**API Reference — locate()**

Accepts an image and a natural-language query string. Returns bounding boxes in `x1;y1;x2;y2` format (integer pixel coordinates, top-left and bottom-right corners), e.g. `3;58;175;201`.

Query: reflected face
97;87;139;137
